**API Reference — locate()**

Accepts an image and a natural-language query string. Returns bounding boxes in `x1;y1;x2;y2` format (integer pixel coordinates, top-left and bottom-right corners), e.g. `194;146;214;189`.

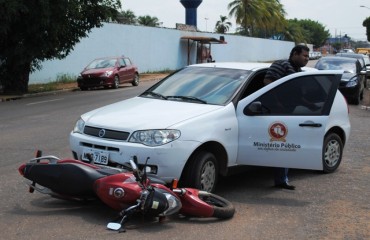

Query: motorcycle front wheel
198;192;235;219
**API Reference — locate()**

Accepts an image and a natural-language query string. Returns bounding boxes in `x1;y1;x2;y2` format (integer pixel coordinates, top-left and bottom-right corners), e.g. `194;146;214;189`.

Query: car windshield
86;59;117;69
316;59;356;73
141;67;251;105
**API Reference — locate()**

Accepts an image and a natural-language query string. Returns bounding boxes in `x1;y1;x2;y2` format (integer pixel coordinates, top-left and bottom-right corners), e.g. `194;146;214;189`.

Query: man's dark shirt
265;59;301;81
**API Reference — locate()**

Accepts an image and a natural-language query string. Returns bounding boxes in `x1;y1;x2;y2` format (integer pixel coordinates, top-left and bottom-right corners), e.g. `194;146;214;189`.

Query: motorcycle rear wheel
198;192;235;219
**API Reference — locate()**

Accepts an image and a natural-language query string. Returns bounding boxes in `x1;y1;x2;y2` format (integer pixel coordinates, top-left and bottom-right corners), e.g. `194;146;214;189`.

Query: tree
294;19;330;48
137;15;160;27
363;17;370;42
0;0;121;94
117;10;137;25
215;15;232;34
283;20;308;44
228;0;286;37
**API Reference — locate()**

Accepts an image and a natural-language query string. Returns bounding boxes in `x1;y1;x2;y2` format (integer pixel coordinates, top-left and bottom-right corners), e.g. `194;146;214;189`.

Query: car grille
84;126;130;141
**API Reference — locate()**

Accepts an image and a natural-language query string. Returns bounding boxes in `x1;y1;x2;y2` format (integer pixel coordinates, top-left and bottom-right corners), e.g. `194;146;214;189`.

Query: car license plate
82;150;109;165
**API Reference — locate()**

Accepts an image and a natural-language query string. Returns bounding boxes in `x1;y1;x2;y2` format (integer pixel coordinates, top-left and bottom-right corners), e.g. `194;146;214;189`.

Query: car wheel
80;87;87;91
132;73;139;86
113;76;120;89
322;133;343;173
184;151;218;193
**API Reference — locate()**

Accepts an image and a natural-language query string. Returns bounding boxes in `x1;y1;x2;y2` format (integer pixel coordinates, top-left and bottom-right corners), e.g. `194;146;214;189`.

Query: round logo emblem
268;122;287;142
98;129;106;138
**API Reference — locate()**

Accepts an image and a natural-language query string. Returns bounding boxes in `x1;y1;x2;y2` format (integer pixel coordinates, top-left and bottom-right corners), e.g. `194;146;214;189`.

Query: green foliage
228;0;286;37
28;74;77;94
282;20;306;44
294;19;330;48
55;73;77;83
363;17;370;42
137;15;160;27
117;10;137;24
215;15;232;33
0;0;121;94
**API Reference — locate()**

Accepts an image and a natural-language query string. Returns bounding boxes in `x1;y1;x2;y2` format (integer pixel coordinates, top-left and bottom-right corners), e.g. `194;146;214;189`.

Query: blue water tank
180;0;203;27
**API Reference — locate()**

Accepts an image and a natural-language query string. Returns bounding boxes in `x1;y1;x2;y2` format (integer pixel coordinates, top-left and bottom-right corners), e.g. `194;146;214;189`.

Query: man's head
289;45;310;67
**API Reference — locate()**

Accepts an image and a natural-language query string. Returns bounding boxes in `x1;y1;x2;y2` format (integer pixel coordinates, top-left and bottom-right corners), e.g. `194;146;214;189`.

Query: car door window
124;58;132;66
118;58;126;67
252;75;337;116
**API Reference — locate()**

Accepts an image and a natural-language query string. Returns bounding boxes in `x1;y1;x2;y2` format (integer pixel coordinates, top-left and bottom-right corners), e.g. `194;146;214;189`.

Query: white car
70;62;351;192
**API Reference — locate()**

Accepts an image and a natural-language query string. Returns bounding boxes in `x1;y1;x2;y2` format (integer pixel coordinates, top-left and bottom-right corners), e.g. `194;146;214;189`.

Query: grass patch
28;73;77;93
141;69;174;74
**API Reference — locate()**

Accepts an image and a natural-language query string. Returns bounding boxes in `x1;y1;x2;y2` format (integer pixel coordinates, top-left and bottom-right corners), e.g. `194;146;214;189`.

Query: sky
121;0;370;41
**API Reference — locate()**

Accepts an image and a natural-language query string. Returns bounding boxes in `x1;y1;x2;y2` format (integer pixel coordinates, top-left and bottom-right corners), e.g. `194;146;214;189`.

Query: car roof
319;56;358;63
94;56;126;60
336;53;366;60
188;62;271;71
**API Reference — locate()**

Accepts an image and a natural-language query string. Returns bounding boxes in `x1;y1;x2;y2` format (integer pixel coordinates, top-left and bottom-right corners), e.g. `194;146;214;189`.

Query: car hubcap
324;140;340;167
200;161;216;192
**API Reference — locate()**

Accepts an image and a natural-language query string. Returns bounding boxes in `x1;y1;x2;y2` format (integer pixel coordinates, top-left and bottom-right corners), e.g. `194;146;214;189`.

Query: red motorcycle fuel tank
94;172;142;211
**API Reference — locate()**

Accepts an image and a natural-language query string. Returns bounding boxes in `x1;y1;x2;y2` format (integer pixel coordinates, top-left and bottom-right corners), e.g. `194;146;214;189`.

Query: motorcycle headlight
128;130;180;146
73;118;85;133
160;192;182;216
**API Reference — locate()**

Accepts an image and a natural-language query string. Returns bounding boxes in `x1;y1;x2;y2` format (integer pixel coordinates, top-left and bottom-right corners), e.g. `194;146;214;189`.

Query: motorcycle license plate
82;150;109;165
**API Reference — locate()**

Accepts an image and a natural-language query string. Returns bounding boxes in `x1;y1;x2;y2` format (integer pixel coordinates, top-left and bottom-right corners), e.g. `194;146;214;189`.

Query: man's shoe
274;182;296;190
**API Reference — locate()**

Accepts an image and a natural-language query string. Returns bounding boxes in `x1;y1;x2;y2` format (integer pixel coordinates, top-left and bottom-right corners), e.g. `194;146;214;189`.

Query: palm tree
215;15;232;33
282;20;306;44
228;0;286;37
137;15;160;27
117;10;137;25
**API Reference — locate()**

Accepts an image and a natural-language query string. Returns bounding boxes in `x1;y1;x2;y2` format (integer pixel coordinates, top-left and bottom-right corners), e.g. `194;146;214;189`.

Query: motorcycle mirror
107;222;121;231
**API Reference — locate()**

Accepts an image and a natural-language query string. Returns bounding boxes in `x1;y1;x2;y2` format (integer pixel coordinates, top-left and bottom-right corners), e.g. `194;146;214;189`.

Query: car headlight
128;130;180;146
73;118;85;133
345;77;358;87
102;70;114;77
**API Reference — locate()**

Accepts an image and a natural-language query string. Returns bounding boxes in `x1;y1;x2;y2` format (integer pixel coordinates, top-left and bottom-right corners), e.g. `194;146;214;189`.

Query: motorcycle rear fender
178;188;214;217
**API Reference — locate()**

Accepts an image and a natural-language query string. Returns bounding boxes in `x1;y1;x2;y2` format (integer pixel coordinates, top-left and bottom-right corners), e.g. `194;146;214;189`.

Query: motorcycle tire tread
199;192;235;219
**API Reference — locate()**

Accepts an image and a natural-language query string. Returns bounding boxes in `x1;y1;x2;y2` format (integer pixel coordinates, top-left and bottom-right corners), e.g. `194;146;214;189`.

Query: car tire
80;87;87;91
132;73;139;86
183;151;218;193
322;132;343;173
113;76;120;89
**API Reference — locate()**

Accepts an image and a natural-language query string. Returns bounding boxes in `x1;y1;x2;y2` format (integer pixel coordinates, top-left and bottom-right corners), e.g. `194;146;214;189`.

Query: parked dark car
315;56;366;105
336;52;368;73
77;56;139;90
361;54;370;81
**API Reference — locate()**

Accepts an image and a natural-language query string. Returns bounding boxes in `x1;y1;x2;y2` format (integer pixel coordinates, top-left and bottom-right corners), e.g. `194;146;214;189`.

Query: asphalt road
0;67;369;240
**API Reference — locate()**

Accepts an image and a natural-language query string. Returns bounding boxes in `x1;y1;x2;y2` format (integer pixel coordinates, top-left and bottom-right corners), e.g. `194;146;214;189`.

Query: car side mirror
244;101;262;115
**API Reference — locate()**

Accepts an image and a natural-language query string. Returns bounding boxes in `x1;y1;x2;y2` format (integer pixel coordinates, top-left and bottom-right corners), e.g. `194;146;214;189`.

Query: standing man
263;44;310;190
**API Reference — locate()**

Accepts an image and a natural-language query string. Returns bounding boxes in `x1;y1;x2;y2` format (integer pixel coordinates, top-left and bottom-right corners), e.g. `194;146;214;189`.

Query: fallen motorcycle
18;151;235;232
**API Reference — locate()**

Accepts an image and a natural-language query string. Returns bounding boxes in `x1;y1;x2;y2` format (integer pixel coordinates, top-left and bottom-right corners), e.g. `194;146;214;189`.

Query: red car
77;56;139;90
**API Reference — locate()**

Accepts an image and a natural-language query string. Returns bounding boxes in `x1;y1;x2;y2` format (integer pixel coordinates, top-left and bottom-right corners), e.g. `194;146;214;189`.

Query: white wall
30;23;294;83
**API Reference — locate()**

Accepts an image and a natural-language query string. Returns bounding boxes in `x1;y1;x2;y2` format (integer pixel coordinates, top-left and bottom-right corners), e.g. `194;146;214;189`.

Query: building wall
30;23;295;83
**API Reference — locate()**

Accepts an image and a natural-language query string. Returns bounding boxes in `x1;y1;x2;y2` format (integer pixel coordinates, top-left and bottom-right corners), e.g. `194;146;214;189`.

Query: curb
0;88;79;102
0;75;167;103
